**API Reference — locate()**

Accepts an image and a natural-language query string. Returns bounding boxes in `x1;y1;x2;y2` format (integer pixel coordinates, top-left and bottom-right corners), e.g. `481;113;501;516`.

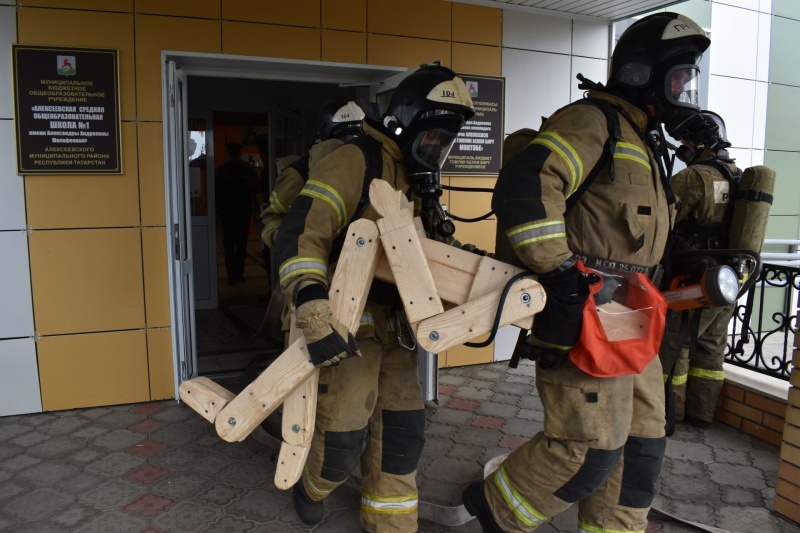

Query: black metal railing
727;263;800;380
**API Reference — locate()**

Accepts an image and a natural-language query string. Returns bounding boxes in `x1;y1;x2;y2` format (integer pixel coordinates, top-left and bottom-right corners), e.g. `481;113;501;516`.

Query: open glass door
164;61;198;385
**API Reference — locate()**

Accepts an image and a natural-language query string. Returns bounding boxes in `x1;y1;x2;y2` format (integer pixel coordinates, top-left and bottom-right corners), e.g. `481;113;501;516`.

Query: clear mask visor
411;129;458;171
666;65;701;109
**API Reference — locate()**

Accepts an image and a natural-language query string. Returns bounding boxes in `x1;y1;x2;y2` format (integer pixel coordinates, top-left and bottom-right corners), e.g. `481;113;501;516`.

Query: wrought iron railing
727;262;799;380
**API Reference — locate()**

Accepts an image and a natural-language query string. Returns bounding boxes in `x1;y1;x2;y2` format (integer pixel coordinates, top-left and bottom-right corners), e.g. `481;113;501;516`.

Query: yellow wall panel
138;122;166;226
25;122;140;229
135;15;221;121
452;219;497;253
323;30;366;64
448;176;496;219
368;34;450;69
135;0;220;18
453;43;501;77
322;0;366;31
38;330;149;410
19;0;132;12
445;339;494;368
453;3;501;46
17;7;136;121
222;0;320;27
142;227;170;327
368;0;450;41
147;328;175;400
29;228;145;335
223;21;320;60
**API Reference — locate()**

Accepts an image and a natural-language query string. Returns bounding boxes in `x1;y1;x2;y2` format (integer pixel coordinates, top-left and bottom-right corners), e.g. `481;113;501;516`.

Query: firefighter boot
292;481;323;525
462;481;507;532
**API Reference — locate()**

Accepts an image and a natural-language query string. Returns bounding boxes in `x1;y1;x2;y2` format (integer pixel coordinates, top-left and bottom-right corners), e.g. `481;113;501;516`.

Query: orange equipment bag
569;261;668;378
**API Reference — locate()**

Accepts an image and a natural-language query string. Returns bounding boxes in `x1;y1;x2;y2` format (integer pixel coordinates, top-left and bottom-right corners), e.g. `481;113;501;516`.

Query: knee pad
321;426;369;482
619;436;667;508
381;409;425;476
554;447;623;503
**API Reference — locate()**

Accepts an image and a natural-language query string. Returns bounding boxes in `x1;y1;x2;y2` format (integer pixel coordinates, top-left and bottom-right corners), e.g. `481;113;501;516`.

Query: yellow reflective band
279;256;327;284
688;367;725;381
507;221;565;249
493;464;547;527
672;373;687;386
269;191;288;215
301;180;348;230
579;521;644;533
532;132;583;195
614;142;651;171
360;311;374;328
361;490;418;515
264;220;282;232
302;467;332;499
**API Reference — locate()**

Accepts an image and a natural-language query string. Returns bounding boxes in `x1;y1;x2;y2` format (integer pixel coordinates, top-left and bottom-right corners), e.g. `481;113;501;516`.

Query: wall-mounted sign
12;45;121;174
442;74;505;176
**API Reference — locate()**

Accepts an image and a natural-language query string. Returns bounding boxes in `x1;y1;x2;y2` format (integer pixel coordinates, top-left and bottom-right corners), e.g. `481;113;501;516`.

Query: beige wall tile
25;122;140;229
223;21;320;60
322;29;366;64
135;0;220;18
38;330;149;410
453;3;501;46
368;34;450;69
29;228;145;335
368;0;450;41
19;0;132;12
142;226;170;327
453;43;501;76
452;219;497;254
138;122;166;227
17;7;136;121
147;328;175;400
135;15;221;121
448;176;496;219
222;0;319;26
445;339;494;367
322;0;366;31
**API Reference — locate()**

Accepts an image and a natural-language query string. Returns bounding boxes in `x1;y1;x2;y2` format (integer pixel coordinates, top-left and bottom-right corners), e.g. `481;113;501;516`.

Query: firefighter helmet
318;96;366;141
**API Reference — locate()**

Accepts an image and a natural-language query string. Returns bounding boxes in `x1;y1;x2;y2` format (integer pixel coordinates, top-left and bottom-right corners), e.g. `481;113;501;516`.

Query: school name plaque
13;45;122;174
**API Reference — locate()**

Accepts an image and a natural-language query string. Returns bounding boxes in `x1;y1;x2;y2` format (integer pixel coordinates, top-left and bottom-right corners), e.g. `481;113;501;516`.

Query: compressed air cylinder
728;165;776;253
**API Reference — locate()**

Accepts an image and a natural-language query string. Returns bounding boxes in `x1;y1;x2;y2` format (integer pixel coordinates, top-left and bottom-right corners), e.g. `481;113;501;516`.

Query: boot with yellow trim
292;481;324;525
462;480;507;532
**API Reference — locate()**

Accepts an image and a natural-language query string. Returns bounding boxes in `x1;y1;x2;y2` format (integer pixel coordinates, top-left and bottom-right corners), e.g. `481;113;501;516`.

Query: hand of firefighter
525;264;591;370
294;283;361;367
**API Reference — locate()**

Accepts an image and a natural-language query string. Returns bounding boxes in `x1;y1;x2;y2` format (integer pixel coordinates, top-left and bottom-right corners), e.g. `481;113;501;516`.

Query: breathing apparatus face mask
403;110;464;179
659;65;703;138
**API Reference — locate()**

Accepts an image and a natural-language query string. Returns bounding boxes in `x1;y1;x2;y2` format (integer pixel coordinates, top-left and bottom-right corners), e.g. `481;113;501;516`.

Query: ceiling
447;0;684;23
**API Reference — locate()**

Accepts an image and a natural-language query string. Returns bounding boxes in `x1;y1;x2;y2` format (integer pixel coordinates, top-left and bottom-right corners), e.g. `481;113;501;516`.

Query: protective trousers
483;357;666;533
299;304;425;533
660;304;734;423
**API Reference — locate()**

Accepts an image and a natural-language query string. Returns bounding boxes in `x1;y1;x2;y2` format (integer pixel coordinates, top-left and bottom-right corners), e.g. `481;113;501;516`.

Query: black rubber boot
292;481;324;525
462;481;507;532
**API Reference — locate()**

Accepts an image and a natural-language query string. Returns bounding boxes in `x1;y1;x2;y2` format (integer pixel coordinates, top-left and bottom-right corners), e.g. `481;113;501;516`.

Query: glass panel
188;117;208;217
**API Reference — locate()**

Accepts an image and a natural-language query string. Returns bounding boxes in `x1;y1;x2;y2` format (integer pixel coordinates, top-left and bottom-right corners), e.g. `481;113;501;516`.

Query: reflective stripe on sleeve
492;463;548;527
361;490;418;515
269;191;288;215
688;367;724;381
300;180;348;230
531;132;583;195
279;257;328;284
507;220;566;249
614;142;651;172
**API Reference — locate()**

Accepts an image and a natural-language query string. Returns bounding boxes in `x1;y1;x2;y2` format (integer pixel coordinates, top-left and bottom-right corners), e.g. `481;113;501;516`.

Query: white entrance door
164;61;198;384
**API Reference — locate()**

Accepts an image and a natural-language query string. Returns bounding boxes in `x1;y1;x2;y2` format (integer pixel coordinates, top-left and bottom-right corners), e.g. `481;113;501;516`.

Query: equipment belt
577;254;655;278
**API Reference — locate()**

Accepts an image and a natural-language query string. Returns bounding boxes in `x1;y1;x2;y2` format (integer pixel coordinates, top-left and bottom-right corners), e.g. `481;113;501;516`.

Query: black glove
294;283;361;367
524;265;593;370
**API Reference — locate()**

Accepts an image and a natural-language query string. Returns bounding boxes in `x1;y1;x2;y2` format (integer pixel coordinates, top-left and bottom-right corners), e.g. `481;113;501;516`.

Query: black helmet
609;13;710;132
674;110;733;164
382;65;475;173
318;96;366;141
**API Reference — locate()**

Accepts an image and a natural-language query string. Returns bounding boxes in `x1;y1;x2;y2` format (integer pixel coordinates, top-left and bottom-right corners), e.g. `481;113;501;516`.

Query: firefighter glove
294;283;361;367
525;265;592;370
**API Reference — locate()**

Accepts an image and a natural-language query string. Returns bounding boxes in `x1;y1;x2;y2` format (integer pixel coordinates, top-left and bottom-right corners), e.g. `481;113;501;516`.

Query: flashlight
662;265;740;311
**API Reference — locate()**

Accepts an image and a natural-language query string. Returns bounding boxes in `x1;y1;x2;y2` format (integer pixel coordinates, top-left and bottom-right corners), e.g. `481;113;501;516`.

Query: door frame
161;51;406;399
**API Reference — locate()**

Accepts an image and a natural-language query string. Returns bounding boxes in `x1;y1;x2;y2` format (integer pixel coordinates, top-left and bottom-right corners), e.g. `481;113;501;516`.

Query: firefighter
260;96;367;250
660;111;742;428
462;13;710;533
273;65;474;532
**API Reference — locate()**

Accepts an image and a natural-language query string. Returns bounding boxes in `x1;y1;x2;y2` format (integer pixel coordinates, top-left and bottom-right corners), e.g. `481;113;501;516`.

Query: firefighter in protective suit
659;111;742;428
462;13;710;533
273;65;474;532
260;96;368;249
